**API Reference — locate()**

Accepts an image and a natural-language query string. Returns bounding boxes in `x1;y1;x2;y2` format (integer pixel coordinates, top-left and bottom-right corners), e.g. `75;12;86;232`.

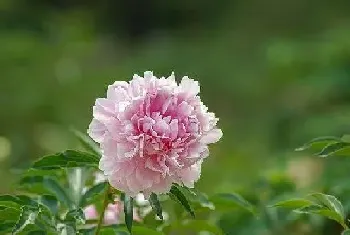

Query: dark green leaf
169;185;195;217
20;176;73;209
149;193;163;220
0;207;20;221
65;208;86;225
0;195;38;210
211;193;256;216
80;182;107;207
317;142;350;157
272;198;314;209
0;222;15;233
12;206;38;234
72;129;101;157
39;195;58;215
124;195;134;233
295;136;341;152
32;150;99;170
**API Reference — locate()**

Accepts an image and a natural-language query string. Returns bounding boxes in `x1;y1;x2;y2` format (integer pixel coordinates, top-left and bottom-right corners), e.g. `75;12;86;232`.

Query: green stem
95;185;110;235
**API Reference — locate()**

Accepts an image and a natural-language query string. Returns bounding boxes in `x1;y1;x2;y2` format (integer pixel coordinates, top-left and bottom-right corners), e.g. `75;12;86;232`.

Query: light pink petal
200;129;223;144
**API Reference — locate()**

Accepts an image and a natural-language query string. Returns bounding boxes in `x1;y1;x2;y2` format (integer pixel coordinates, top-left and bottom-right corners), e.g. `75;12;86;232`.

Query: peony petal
200;129;223;144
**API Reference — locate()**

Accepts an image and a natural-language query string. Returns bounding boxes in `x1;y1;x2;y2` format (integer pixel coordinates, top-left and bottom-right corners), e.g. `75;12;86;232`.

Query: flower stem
95;184;111;235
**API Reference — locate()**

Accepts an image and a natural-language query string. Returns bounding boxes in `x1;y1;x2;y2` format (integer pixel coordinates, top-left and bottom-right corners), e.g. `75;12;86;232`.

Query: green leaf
317;142;350;157
149;193;163;220
65;208;86;225
12;206;38;234
211;193;256;216
295;203;347;229
80;182;107;207
58;224;76;235
342;230;350;235
162;220;223;235
72;129;101;157
272;198;314;209
296;136;341;152
0;195;38;210
169;185;195;217
123;195;134;233
131;226;164;235
20;176;73;209
0;222;15;233
309;193;345;218
0;207;20;221
32;150;99;170
39;195;58;215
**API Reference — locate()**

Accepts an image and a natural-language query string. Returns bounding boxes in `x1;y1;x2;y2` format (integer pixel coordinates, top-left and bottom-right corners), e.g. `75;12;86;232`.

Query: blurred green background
2;1;350;234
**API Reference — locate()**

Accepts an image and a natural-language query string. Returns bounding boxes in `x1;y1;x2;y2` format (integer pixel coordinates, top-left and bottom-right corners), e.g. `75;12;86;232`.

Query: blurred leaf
72;129;101;157
295;204;347;229
318;142;350;157
65;208;86;225
39;195;58;215
0;195;38;210
12;206;38;234
80;182;107;207
123;195;133;233
58;224;76;235
0;222;15;233
0;207;20;221
272;198;314;209
131;226;164;235
32;150;99;170
20;176;73;209
296;136;341;152
342;230;350;235
163;220;223;235
169;185;195;217
149;193;163;220
211;193;257;216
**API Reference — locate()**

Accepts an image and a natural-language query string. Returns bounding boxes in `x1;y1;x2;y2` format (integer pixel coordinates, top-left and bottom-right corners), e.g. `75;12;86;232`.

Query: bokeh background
2;1;350;234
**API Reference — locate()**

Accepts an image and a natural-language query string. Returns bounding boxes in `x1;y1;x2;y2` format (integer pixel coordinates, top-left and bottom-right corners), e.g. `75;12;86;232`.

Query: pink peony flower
88;71;222;196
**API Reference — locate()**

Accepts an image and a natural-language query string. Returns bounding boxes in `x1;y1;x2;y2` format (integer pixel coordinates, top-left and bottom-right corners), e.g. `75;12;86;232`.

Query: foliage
1;128;350;235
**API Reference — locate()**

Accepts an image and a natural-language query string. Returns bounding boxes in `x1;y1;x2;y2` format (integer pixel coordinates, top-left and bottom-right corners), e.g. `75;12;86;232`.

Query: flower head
88;71;222;196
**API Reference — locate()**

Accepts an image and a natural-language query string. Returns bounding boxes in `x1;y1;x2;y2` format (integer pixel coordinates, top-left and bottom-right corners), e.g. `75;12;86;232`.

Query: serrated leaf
272;198;314;209
72;129;101;157
317;142;350;157
211;193;256;216
12;206;38;234
123;195;134;233
309;193;345;218
169;185;195;217
149;193;163;220
80;182;107;207
32;150;99;170
20;176;73;209
296;136;341;152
